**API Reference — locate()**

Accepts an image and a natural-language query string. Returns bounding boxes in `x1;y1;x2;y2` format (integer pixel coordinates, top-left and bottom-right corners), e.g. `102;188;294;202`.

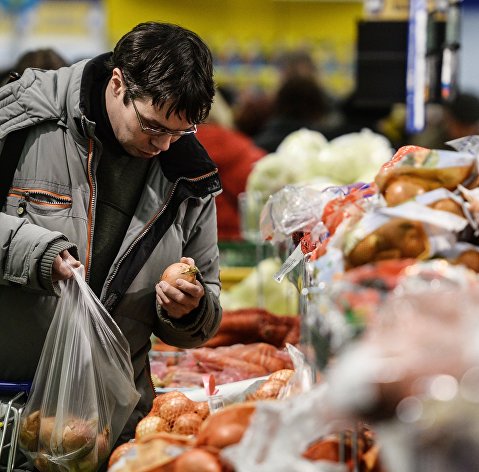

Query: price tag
273;244;304;283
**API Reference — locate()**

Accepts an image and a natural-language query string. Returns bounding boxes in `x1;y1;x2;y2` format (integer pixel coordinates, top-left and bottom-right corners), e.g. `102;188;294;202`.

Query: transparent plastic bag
18;264;140;472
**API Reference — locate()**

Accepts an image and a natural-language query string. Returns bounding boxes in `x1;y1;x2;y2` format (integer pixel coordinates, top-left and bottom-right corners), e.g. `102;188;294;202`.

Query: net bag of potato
375;146;477;206
18;264;140;472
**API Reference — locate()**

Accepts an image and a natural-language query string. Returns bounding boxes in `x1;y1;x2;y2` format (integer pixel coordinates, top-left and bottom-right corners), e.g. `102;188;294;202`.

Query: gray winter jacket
0;57;222;441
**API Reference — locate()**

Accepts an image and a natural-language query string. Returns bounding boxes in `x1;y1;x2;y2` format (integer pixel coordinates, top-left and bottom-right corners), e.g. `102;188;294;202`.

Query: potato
347;233;380;268
455;250;479;273
430;198;464;217
384;178;427;206
397;223;428;258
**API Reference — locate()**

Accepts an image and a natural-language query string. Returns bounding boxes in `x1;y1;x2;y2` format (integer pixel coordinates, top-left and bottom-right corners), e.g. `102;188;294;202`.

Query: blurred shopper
13;47;68;73
233;49;341;144
197;91;268;241
324;89;394;141
253;75;332;152
234;90;274;138
409;92;479;149
0;21;222;469
0;47;68;85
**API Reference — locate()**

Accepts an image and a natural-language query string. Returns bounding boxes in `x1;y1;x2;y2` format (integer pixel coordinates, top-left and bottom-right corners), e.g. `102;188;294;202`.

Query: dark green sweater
88;76;150;297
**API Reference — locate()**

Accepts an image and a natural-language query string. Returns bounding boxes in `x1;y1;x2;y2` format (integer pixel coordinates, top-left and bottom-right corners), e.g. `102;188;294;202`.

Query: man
0;21;222;467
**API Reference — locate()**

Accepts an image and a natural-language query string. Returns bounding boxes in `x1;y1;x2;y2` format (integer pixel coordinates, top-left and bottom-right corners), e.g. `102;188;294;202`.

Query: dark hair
275;76;329;121
108;22;215;124
14;48;68;74
445;92;479;125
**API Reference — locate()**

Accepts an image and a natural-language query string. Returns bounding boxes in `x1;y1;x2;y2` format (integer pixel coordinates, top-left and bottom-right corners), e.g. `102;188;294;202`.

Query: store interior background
1;0;479;100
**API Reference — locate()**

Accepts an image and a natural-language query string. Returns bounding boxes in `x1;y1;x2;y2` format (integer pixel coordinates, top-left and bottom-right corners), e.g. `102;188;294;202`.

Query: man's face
106;68;195;159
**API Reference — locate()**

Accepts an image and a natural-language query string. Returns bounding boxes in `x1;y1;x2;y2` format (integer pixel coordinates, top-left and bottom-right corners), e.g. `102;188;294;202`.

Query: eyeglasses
130;97;197;138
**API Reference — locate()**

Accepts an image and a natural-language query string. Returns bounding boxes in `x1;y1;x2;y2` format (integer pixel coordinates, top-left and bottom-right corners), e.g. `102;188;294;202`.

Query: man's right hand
52;249;81;282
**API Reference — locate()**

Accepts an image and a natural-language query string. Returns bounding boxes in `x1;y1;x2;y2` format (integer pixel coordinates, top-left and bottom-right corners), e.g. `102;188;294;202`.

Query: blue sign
0;0;40;14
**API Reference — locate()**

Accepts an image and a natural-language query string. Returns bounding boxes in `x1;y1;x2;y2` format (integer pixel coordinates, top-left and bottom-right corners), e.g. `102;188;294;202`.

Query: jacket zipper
8;187;72;207
148;370;157;398
101;170;218;304
85;136;96;281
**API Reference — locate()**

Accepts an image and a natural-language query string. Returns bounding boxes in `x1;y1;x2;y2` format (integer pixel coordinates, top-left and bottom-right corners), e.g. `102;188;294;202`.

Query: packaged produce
375;146;477;206
149;342;293;389
18;265;139;472
203;308;300;348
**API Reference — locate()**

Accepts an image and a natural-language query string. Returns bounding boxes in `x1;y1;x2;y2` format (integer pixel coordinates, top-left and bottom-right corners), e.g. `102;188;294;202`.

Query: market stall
92;127;479;472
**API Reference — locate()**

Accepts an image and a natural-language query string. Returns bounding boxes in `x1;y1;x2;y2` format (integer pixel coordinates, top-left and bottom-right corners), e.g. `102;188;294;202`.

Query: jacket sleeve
0;212;77;293
153;196;222;348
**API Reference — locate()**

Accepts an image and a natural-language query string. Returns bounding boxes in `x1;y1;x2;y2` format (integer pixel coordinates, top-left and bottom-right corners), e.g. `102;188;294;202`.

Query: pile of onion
135;392;209;441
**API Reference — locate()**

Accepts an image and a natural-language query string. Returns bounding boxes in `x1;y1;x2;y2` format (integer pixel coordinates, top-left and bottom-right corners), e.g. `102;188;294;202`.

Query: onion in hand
161;262;198;288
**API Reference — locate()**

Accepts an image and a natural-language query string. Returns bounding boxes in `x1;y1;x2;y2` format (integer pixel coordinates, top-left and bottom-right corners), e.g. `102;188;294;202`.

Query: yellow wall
104;0;363;49
104;0;364;96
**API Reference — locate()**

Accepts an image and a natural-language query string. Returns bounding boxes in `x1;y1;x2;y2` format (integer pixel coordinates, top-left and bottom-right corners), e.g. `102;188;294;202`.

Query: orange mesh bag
136;392;208;440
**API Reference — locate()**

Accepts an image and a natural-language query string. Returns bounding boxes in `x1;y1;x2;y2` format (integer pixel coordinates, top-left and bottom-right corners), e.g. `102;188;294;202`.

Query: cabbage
312;129;392;184
220;257;299;316
246;128;391;196
276;128;328;158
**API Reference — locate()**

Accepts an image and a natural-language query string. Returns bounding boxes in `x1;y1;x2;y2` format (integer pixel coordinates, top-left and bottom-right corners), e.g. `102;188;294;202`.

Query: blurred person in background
0;47;68;85
253;74;333;152
234;50;320;138
0;21;222;470
409;92;479;149
196;90;268;241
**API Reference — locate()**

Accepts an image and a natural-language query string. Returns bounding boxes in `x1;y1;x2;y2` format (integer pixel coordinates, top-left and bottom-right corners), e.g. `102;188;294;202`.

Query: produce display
219;257;300;316
136;391;210;438
108;372;290;472
104;131;479;472
202;308;300;348
150;342;293;388
302;426;382;472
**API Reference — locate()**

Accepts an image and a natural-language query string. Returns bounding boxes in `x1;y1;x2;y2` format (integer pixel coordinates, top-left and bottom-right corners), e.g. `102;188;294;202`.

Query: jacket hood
0;58;88;141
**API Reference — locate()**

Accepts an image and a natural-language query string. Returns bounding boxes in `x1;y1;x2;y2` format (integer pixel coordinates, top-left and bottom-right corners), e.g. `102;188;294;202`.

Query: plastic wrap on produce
261;182;380;243
328;272;479;421
222;384;346;472
303;259;479;372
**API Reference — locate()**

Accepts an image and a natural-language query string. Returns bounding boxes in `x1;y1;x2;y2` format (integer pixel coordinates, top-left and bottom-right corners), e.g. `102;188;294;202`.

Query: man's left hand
155;257;205;319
